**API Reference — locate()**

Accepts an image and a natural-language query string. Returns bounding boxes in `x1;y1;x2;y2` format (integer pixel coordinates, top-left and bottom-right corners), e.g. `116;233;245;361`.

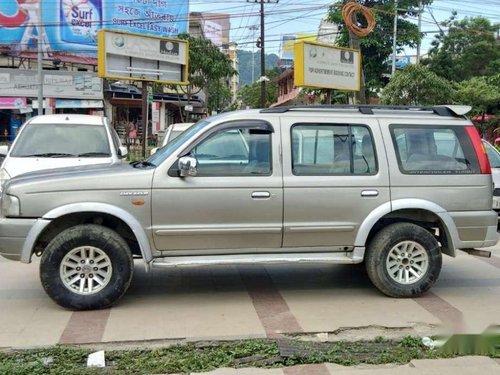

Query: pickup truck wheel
40;224;134;310
365;223;442;298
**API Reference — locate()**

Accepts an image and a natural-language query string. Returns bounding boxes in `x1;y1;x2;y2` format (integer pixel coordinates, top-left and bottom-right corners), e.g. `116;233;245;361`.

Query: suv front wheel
40;224;134;310
365;223;442;298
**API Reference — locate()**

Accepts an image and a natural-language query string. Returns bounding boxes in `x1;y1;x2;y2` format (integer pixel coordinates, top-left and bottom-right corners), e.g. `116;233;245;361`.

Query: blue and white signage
0;0;189;58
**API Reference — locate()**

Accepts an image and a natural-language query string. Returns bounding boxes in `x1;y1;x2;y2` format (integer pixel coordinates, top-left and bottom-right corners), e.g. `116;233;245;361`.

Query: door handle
252;191;271;199
361;190;379;197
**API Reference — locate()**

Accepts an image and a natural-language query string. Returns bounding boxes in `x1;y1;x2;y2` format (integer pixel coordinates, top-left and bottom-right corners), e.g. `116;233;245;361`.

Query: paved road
1;240;500;349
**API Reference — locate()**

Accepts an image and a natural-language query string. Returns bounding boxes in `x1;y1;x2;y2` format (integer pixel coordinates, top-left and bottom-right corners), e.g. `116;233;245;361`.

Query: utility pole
37;5;44;115
141;81;149;158
391;0;398;76
346;0;366;104
248;25;259;83
248;0;278;108
416;1;422;64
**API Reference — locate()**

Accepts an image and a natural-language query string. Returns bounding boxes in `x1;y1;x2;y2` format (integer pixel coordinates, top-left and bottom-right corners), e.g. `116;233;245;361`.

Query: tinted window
190;128;271;176
291;124;377;175
390;125;479;174
11;123;110;157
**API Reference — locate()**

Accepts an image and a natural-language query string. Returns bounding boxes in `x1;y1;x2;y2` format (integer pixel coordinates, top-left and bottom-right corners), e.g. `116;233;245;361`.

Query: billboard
0;68;103;99
0;0;189;61
194;12;229;49
280;34;316;60
294;41;360;92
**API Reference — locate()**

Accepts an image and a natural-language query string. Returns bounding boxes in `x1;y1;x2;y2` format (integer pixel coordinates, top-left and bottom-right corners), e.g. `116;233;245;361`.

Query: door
151;120;283;252
281;117;390;248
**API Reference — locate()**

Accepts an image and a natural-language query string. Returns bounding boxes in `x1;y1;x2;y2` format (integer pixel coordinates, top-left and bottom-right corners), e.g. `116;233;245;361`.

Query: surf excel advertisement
0;0;189;61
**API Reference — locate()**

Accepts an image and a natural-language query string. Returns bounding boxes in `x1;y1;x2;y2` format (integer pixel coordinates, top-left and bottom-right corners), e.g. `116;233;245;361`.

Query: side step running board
150;251;364;269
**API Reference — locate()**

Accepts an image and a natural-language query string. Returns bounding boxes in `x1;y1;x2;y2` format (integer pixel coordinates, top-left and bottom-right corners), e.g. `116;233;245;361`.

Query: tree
327;0;432;97
173;34;237;117
380;64;454;105
238;68;280;108
424;16;500;82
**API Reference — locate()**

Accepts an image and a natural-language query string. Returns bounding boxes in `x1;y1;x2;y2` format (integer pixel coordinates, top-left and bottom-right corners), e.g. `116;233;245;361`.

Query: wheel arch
21;202;153;263
355;199;460;257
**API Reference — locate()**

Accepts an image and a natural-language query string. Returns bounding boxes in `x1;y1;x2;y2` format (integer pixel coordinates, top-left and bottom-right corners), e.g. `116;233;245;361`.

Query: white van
0;114;127;192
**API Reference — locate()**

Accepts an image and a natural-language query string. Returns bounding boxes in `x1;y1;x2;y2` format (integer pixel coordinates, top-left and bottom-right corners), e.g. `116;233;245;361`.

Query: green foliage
424;16;500;82
237;67;281;108
454;74;500;117
237;50;279;85
0;337;458;374
327;0;432;96
380;64;454;105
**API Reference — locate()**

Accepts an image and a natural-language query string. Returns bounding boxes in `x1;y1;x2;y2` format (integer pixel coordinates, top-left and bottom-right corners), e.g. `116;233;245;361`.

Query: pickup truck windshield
147;120;211;166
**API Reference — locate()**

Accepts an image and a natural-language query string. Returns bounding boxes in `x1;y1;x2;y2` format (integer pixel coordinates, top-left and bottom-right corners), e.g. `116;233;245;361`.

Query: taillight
465;126;491;174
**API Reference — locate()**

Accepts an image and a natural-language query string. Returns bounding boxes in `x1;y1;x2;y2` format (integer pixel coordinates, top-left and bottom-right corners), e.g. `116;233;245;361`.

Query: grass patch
0;337;457;374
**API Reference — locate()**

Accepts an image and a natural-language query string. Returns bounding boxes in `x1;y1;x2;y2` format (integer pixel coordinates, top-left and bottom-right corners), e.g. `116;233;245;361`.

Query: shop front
0;68;103;140
0;97;31;142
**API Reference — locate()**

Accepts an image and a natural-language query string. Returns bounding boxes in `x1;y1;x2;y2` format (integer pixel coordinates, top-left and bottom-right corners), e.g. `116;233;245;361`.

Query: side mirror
178;156;198;177
0;145;8;157
150;147;159;156
118;146;128;158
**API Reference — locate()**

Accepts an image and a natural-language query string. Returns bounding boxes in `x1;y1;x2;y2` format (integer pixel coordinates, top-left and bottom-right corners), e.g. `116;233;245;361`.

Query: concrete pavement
192;357;500;375
0;240;500;348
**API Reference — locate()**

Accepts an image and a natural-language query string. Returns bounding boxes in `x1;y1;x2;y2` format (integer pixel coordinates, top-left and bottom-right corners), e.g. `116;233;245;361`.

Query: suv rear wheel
40;224;134;310
365;223;442;298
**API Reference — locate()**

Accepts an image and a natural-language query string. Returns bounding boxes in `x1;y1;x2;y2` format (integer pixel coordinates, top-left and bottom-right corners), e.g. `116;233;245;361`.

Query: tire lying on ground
365;222;442;298
40;224;134;310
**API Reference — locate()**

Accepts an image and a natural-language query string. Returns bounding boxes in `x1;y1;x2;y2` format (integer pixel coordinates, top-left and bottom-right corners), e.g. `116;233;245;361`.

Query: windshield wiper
77;152;110;157
20;153;77;158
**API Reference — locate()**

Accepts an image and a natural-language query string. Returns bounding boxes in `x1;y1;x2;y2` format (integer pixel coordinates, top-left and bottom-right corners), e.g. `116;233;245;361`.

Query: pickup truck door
151;119;283;252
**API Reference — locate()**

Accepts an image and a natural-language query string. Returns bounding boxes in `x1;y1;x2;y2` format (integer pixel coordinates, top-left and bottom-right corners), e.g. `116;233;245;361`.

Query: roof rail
260;105;471;117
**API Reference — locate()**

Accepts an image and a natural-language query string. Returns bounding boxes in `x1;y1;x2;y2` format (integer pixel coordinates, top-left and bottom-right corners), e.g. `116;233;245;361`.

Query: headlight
1;194;20;217
0;168;10;193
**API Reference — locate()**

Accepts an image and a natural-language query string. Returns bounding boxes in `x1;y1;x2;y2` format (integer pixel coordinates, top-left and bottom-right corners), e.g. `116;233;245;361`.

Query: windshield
147;120;211;166
483;141;500;168
11;123;111;157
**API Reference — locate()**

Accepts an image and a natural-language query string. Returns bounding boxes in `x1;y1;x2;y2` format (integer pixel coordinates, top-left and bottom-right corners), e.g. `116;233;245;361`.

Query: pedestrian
128;121;137;145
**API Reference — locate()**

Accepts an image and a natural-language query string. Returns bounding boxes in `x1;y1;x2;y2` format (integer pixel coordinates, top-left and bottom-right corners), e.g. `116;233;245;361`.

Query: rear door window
390;125;479;174
291;124;377;175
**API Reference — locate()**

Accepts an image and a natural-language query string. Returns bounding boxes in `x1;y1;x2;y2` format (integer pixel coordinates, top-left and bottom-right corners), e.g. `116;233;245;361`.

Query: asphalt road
1;239;500;349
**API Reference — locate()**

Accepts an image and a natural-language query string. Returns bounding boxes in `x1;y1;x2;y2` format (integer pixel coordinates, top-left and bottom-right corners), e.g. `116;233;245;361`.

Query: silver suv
0;105;497;310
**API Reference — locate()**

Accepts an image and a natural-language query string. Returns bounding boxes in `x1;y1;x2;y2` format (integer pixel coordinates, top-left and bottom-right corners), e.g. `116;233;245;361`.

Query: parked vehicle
483;140;500;213
0;114;127;193
150;122;195;155
0;105;497;310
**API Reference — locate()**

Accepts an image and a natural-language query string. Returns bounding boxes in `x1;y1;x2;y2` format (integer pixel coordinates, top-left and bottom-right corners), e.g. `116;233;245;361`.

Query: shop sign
0;97;27;109
294;41;360;91
55;99;104;108
0;69;103;99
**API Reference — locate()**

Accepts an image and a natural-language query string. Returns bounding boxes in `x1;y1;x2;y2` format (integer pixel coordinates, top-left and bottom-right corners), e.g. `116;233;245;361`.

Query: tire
40;224;134;310
365;222;442;298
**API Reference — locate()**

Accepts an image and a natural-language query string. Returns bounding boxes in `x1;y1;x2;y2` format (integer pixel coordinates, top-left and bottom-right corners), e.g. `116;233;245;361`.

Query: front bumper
0;218;37;261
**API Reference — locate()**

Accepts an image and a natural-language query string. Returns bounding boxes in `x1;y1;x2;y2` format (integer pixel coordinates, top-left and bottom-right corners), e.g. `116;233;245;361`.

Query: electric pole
37;5;44;115
248;25;259;83
248;0;278;108
416;1;422;64
391;0;398;76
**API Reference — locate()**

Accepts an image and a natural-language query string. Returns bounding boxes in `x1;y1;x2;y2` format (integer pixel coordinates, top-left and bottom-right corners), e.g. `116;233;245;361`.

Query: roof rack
260;105;471;117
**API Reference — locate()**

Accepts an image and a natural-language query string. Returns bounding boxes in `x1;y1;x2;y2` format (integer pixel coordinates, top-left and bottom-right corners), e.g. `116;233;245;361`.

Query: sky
190;0;500;57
